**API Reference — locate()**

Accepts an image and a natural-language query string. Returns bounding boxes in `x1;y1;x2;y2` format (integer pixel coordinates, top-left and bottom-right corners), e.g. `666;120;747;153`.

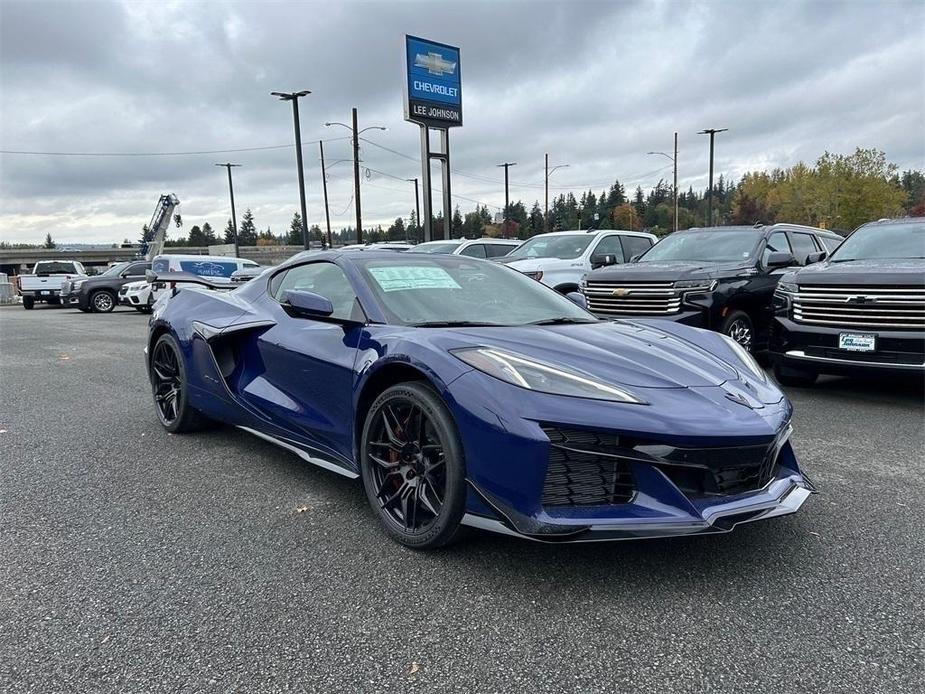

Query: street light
496;162;517;233
325;109;386;243
271;90;311;249
544;153;570;232
698;128;728;226
647;132;679;231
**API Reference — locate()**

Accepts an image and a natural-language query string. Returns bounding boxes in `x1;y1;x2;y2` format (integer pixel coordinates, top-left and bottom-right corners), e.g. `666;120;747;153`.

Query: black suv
580;224;843;350
61;260;151;313
770;217;924;385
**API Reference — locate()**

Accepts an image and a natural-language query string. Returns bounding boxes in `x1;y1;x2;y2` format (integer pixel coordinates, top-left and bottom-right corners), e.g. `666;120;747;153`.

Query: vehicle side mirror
766;251;796;269
805;251;826;264
145;270;157;283
284;289;334;318
566;291;587;309
590;253;618;269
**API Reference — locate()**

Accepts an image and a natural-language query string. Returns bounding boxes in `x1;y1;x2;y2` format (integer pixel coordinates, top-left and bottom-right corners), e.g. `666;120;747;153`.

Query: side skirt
238;426;359;479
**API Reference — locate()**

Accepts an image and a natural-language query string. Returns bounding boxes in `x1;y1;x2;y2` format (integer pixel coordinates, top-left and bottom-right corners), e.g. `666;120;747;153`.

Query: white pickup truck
18;260;88;310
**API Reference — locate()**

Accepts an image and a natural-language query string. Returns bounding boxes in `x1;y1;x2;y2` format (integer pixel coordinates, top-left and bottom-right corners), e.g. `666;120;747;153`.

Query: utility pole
698;128;727;226
407;177;421;243
319;140;332;248
647;132;679;232
544;154;570;233
214;163;241;257
271;90;311;249
326;111;386;245
497;162;517;234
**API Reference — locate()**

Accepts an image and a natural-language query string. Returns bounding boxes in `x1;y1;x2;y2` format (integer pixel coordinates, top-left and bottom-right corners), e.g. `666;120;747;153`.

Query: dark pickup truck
580;224;843;351
770;217;925;385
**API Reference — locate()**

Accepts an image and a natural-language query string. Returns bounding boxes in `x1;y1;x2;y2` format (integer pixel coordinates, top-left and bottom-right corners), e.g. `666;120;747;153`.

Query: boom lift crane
142;194;181;261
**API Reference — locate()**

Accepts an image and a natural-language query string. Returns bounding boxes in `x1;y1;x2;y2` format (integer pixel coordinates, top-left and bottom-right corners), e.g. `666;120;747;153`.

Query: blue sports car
146;251;815;549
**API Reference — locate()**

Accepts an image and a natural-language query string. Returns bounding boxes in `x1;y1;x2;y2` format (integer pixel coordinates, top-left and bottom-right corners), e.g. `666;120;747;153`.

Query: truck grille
582;280;680;316
792;285;925;331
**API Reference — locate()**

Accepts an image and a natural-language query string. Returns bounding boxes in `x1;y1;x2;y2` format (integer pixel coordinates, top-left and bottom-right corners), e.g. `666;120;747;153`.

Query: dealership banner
404;35;462;128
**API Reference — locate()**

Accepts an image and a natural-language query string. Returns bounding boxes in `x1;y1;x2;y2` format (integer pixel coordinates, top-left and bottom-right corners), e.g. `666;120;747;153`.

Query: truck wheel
90;290;116;313
721;310;753;350
22;296;34;310
773;362;818;388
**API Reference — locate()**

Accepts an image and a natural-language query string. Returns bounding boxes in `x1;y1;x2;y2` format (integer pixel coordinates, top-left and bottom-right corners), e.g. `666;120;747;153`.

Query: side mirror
566;291;587;309
805;251;827;264
766;251;796;269
284;289;334;318
145;270;157;283
590;254;618;269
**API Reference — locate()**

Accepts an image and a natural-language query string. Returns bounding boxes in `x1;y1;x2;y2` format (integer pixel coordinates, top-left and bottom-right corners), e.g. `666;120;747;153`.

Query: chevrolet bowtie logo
611;288;631;297
846;295;877;304
415;52;457;76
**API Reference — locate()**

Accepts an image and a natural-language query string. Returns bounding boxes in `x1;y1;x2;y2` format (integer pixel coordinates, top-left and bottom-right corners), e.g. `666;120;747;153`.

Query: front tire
721;310;754;351
360;382;467;550
90;290;116;313
773;362;818;387
149;333;206;433
22;296;34;310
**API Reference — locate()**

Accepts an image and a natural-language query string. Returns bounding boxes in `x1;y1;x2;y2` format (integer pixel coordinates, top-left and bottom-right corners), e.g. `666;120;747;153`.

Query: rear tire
149;333;207;433
773;362;818;387
90;290;116;313
22;297;34;310
359;382;467;550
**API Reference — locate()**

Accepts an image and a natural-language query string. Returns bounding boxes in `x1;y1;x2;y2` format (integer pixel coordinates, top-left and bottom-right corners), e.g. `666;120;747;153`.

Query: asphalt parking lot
1;303;923;694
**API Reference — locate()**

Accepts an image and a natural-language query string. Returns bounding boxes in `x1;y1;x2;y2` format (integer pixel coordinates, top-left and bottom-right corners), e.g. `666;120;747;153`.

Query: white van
120;254;260;312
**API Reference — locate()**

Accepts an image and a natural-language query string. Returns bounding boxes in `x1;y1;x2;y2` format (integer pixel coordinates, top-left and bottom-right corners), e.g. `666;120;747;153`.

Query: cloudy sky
0;0;922;244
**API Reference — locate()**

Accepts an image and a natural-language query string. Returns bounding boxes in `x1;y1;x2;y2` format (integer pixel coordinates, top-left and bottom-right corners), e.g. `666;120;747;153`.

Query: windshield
505;234;594;261
829;222;925;262
354;256;597;326
407;242;462;254
102;262;131;277
638;230;761;263
34;261;79;275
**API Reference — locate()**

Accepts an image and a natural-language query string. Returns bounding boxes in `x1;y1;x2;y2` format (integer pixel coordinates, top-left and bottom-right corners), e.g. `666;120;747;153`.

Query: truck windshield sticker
369;266;461;292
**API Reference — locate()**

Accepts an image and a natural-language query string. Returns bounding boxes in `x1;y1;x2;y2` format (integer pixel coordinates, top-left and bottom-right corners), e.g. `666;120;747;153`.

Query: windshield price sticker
369;266;462;292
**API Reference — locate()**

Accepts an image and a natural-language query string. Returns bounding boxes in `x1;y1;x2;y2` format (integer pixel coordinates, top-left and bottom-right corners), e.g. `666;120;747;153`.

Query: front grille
792;284;925;331
541;428;634;506
541;426;784;506
582;280;680;316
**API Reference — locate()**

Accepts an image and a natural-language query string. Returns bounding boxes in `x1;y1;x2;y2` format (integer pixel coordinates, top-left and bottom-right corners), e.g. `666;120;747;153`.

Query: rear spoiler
145;270;231;290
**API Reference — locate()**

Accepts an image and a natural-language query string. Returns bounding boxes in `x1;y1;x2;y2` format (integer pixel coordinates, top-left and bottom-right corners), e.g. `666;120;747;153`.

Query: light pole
271;90;311;249
544;153;570;233
214;163;241;257
325;110;386;243
318;140;333;249
407;177;421;243
698;127;727;226
496;162;517;235
647;131;679;232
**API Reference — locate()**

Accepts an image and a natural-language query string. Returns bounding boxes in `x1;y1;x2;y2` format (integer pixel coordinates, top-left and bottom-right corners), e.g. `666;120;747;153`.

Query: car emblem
612;287;631;297
846;295;876;304
724;391;753;409
415;52;457;76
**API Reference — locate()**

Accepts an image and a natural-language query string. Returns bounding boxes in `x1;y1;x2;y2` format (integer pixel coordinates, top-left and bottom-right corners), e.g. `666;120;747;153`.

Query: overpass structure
0;246;307;273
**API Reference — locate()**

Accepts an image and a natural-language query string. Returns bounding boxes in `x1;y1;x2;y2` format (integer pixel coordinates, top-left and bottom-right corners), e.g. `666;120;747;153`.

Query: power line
0;136;351;157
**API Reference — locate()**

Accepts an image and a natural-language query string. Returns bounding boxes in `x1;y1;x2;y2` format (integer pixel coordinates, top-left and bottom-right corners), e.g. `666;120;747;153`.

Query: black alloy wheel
149;334;205;433
360;382;467;549
91;290;116;313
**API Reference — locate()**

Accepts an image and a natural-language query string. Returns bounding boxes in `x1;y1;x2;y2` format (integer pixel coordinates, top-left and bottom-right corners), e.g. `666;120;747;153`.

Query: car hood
588;260;751;282
786;258;925;285
431;321;748;390
502;257;582;272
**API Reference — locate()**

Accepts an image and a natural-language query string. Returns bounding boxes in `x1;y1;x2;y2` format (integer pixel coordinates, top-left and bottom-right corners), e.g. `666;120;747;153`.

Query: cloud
0;0;922;243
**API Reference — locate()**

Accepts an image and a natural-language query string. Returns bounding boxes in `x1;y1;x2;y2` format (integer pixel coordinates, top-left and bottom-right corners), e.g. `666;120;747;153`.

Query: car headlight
522;270;544;282
73;279;86;289
451;346;647;404
720;334;767;383
674;279;717;291
775;281;798;294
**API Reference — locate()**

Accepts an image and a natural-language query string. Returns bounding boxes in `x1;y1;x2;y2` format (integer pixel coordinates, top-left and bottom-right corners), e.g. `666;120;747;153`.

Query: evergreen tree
238;209;257;246
43;233;55;249
223;219;236;244
187;224;206;246
201;222;217;245
528;202;544;237
451;206;464;238
286;213;303;245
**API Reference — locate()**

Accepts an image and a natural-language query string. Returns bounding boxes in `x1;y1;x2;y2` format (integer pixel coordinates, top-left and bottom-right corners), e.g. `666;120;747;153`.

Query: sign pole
440;129;451;239
420;125;433;242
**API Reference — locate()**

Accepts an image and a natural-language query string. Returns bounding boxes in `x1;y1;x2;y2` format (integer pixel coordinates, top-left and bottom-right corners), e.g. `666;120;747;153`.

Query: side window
459;244;487;258
621;235;653;262
486;243;516;258
762;232;792;265
126;263;148;276
270;262;358;320
790;233;819;265
819;235;842;253
592;235;624;262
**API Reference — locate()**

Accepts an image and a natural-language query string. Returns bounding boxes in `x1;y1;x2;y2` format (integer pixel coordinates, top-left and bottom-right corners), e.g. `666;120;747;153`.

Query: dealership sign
405;35;462;128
